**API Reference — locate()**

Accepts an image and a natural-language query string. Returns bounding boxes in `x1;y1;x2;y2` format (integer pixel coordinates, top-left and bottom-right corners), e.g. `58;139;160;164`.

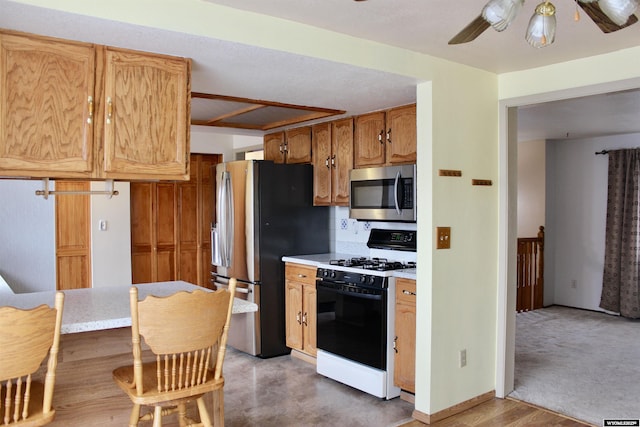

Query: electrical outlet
459;349;467;368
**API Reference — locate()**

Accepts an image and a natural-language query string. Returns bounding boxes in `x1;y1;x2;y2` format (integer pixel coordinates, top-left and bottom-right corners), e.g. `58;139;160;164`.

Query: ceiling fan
448;0;639;47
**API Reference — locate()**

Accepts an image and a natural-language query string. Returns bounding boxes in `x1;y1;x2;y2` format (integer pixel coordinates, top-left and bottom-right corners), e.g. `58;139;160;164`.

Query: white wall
90;181;132;287
517;139;545;237
0;179;55;292
545;132;640;311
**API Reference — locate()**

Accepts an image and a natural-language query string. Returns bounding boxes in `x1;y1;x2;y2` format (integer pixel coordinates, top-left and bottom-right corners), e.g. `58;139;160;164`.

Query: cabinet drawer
396;278;416;304
285;263;317;286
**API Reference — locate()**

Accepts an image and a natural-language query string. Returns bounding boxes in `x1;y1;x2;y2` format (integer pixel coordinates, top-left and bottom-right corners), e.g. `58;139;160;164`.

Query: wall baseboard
411;390;495;424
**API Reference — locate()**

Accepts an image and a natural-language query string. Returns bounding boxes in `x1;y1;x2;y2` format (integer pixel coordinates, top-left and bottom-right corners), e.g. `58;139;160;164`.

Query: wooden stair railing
517;226;544;313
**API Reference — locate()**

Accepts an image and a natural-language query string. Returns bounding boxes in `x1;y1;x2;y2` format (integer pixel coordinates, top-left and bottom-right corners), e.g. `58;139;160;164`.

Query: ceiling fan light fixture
482;0;525;31
526;1;557;47
598;0;639;25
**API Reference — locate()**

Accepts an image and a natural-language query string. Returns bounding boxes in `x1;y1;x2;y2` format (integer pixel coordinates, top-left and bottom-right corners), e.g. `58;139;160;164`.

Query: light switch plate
436;227;451;249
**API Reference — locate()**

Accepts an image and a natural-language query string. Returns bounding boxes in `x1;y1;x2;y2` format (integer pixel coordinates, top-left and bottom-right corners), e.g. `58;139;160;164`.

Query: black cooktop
329;257;416;271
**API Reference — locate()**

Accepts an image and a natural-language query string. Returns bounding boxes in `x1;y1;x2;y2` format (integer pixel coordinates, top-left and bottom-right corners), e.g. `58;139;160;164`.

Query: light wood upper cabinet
264;127;312;164
312;118;353;206
264;131;285;163
386;104;417;165
102;47;190;180
0;32;96;174
354;104;416;168
354;111;386;168
0;30;191;180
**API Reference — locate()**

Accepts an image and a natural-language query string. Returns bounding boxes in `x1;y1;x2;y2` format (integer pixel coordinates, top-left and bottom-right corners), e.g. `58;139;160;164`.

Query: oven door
316;280;387;370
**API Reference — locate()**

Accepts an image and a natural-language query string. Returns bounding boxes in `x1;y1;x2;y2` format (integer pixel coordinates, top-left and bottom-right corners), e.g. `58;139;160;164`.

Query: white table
0;280;257;334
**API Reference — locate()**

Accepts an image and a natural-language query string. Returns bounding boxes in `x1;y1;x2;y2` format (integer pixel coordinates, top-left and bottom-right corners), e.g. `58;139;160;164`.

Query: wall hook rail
35;178;119;199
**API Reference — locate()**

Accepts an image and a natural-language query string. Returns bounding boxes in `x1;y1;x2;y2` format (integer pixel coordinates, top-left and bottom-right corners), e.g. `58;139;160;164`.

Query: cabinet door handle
302;312;308;326
331;154;336;168
393;336;398;353
403;290;417;296
297;274;307;278
325;157;330;169
87;96;94;124
296;311;302;325
387;128;392;144
378;130;385;144
106;97;113;124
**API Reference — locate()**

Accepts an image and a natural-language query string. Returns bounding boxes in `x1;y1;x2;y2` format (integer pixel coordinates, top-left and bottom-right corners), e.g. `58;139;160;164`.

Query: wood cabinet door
197;154;219;288
394;278;416;392
264;132;285;163
302;284;317;356
102;47;190;180
331;118;353;206
285;126;312;164
55;181;91;290
0;32;95;177
177;168;198;285
285;281;303;351
312;122;332;206
386;104;416;165
354;111;385;168
130;183;154;283
130;182;177;283
154;183;177;282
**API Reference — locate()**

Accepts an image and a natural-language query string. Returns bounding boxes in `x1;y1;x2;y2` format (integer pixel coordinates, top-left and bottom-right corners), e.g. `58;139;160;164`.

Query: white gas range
314;229;416;400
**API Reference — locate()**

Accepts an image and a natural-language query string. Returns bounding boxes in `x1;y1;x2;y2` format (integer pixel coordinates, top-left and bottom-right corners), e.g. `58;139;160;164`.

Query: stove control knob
322;269;329;277
368;276;376;285
359;275;367;283
330;270;337;279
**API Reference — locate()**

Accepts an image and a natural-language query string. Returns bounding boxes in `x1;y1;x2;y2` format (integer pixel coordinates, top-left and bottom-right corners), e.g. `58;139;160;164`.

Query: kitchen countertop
282;253;417;280
0;280;258;334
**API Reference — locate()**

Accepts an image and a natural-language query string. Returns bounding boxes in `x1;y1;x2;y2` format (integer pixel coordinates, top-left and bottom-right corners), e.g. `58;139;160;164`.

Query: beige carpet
509;305;640;426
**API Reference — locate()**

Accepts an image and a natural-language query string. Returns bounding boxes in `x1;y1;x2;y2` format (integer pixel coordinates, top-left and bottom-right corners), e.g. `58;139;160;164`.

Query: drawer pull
402;290;416;296
297;274;307;278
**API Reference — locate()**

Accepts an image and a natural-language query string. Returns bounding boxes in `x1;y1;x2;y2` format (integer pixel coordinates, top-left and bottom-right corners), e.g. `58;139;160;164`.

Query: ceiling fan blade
448;15;491;45
578;1;638;33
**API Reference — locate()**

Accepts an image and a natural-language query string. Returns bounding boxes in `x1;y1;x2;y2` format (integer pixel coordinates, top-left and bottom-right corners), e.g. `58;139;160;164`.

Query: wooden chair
0;292;65;426
113;279;237;427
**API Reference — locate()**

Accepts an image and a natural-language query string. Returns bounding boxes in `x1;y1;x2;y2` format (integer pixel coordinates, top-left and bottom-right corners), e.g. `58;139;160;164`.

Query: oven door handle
316;283;383;301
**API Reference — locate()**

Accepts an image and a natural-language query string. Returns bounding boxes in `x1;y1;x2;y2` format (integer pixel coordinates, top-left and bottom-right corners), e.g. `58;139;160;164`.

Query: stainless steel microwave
349;164;416;222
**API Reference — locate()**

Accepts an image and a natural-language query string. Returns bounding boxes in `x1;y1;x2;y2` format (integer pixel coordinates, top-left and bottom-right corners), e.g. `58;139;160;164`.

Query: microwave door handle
394;171;402;215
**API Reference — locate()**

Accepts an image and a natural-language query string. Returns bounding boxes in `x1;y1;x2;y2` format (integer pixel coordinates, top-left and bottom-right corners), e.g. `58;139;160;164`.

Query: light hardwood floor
402;399;594;427
45;328;592;426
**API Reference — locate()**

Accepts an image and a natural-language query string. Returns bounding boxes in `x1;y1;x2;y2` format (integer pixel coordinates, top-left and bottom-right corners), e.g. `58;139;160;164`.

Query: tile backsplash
331;207;417;261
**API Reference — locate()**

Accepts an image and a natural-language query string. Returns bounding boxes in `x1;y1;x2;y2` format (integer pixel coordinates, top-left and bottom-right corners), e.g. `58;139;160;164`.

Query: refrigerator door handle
223;171;235;267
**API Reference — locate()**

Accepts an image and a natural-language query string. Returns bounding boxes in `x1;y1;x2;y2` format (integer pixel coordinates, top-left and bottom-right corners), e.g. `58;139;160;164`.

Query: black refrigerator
211;160;330;358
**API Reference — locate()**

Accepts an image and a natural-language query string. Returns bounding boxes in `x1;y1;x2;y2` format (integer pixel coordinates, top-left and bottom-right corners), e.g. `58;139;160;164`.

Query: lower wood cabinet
285;262;318;358
394;277;416;393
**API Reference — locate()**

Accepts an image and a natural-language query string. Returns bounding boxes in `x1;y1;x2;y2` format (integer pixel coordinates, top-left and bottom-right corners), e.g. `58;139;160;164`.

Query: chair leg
129;404;141;427
197;396;213;427
153;406;162;427
178;403;188;427
211;389;224;427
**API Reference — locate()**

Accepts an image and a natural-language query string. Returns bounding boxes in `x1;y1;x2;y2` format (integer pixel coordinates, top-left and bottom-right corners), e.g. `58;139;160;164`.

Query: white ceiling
2;0;640;141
